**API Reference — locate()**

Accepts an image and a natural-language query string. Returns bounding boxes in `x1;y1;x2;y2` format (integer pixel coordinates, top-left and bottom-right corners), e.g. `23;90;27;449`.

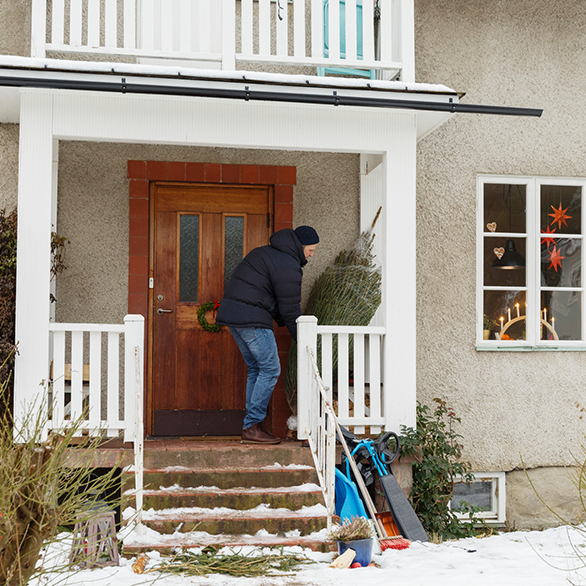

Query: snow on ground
28;525;586;586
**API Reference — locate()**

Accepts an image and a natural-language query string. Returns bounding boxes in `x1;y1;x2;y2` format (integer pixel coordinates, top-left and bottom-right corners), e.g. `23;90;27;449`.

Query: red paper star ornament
541;225;557;249
549;202;572;229
548;245;565;272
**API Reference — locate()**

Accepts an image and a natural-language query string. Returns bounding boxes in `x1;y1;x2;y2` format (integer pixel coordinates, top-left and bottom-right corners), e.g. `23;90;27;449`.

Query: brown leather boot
241;423;281;445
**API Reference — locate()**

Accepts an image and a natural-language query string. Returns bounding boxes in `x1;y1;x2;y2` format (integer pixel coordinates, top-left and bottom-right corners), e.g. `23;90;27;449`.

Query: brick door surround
127;160;295;437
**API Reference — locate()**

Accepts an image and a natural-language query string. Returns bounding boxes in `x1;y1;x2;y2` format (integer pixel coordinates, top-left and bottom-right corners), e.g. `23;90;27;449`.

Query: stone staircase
121;439;334;554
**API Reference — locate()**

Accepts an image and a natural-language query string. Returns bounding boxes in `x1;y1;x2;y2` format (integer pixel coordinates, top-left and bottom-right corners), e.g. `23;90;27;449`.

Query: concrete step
124;465;318;493
142;440;314;470
136;507;329;536
137;485;324;510
120;439;332;556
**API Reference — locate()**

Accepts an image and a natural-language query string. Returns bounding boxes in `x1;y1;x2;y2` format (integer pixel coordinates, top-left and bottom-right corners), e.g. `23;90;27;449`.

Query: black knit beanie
294;225;320;245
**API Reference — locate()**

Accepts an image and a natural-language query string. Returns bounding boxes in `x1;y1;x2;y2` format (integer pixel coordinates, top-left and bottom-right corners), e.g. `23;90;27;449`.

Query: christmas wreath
197;300;221;332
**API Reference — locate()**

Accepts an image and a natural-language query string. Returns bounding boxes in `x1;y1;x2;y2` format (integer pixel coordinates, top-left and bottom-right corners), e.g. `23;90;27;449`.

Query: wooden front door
149;182;272;436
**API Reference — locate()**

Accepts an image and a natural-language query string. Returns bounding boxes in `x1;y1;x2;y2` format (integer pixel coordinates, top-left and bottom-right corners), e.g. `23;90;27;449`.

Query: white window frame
477;175;586;350
450;472;506;524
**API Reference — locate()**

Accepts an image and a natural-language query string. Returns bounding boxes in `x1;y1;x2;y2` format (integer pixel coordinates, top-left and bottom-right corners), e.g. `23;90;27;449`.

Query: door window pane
225;216;244;289
179;214;199;302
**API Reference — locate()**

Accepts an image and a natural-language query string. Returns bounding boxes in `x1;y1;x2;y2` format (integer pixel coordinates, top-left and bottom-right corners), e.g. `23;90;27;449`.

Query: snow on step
126;503;328;521
121;523;334;553
134;482;322;495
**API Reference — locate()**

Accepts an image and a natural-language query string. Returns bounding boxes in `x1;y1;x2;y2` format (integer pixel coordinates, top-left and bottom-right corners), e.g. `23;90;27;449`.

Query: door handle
157;308;173;315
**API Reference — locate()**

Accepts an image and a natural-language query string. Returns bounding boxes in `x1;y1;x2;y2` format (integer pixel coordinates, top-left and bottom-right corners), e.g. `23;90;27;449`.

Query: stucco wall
54;143;359;325
0;0;30;57
0;124;19;212
415;0;586;476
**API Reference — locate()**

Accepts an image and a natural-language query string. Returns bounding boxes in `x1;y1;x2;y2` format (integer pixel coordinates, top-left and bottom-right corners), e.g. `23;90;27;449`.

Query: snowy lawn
28;525;586;586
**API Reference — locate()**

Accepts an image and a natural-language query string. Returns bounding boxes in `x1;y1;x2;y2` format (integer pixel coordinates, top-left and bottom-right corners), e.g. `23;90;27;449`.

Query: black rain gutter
0;74;543;117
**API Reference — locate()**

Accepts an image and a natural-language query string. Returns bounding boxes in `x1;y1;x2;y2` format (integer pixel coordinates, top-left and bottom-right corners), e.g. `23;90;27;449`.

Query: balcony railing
31;0;414;80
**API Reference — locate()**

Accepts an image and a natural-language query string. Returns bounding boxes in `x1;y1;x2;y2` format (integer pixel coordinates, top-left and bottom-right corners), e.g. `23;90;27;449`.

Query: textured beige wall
54;143;359;325
415;0;586;476
507;467;583;530
0;0;30;57
0;124;19;212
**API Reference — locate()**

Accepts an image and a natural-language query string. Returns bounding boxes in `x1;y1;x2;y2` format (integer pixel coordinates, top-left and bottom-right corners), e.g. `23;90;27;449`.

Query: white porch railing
48;314;145;516
297;325;337;529
297;315;386;438
297;315;386;527
31;0;413;80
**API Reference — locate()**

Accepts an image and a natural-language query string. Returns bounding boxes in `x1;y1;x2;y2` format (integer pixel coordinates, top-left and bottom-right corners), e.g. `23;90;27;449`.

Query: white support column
14;90;54;436
296;315;318;440
382;121;417;431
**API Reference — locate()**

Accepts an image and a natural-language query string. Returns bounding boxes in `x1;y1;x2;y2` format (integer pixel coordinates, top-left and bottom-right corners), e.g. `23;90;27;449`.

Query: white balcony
31;0;414;81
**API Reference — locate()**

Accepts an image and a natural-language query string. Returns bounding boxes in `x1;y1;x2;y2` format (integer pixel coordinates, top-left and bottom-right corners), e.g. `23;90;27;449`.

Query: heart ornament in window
487;222;497;232
494;247;505;259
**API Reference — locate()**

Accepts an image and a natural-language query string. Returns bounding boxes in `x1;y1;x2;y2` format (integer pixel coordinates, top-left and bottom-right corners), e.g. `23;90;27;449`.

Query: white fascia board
0;58;458;135
49;89;417;154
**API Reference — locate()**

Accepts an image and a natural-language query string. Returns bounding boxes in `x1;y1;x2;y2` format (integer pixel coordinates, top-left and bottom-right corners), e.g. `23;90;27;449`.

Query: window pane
179;214;199;302
541;238;581;288
540;185;581;235
451;480;493;513
484;183;526;234
225;216;244;289
483;290;527;341
484;237;526;287
541;290;581;341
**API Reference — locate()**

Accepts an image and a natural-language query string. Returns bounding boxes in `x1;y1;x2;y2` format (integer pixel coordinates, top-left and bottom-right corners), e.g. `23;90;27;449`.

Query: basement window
477;176;586;350
450;472;506;524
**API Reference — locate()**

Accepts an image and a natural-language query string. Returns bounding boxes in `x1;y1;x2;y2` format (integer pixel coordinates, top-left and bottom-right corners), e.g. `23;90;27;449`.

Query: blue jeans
228;327;281;430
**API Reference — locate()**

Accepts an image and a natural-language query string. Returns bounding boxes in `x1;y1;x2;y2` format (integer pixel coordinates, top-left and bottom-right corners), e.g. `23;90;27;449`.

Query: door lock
157;308;173;315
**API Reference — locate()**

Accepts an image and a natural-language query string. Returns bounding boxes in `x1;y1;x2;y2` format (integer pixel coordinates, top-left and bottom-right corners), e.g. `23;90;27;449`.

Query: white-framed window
477;176;585;349
450;472;506;524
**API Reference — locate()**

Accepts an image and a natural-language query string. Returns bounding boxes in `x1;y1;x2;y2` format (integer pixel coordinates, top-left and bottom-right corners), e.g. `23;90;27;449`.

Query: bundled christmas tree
285;208;382;413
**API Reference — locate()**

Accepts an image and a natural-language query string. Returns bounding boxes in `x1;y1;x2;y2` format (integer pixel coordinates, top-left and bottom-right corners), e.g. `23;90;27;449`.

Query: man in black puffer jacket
216;226;319;444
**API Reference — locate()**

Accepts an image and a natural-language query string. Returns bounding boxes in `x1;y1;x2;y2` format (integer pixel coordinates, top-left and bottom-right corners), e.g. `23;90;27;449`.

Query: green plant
50;231;70;280
400;398;478;540
483;314;497;330
329;516;373;543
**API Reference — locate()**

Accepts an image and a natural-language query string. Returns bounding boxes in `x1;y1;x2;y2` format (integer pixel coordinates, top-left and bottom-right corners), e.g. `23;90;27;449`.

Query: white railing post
124;314;144;525
222;0;236;70
124;315;144;443
297;315;318;440
31;0;48;58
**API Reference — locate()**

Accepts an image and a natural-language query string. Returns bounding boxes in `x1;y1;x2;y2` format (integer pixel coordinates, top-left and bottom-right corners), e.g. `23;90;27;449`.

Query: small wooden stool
69;511;120;568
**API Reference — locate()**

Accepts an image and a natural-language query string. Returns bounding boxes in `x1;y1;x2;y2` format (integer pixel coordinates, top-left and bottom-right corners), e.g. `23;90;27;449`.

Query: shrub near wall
0;209;16;410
